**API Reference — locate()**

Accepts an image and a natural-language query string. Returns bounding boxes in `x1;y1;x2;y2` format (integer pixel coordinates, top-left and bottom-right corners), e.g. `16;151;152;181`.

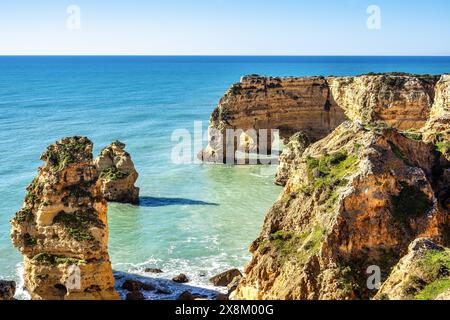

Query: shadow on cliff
113;271;224;300
138;196;219;207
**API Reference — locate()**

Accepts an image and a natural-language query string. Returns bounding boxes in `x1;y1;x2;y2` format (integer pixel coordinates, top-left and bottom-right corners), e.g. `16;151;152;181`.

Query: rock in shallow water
172;274;189;283
10;136;120;300
126;291;145;300
210;269;242;287
0;280;16;300
145;268;163;274
95;140;140;204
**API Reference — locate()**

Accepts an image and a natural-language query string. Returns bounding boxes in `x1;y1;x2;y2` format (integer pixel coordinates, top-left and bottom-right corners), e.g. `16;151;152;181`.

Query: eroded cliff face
200;75;348;163
422;74;450;160
10;137;120;300
374;238;450;300
94;141;139;204
201;73;443;163
233;122;449;300
327;74;439;130
274;132;310;186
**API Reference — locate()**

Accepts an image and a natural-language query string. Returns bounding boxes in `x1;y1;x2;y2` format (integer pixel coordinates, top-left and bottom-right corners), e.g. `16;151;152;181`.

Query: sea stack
10;136;120;300
94;141;140;204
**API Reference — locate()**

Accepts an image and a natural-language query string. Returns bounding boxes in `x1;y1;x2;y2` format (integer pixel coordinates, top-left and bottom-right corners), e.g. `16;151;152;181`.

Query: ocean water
0;56;449;299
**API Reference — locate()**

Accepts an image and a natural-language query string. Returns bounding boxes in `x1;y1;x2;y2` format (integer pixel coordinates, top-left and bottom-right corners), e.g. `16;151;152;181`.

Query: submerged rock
145;268;163;274
233;122;449;300
209;269;242;287
10;136;120;300
95;141;139;204
0;280;16;300
177;291;194;300
126;291;145;300
375;238;450;300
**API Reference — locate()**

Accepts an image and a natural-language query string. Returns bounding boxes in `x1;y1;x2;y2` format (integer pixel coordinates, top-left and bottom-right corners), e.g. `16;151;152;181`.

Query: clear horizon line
1;54;450;57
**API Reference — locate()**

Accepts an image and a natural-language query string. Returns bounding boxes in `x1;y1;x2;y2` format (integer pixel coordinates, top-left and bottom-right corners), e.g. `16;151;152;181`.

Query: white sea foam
14;262;30;300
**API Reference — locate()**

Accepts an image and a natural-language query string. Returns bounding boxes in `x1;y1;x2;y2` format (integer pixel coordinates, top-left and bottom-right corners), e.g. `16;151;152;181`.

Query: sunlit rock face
233;122;449;300
201;73;442;164
95;141;139;205
10;136;120;300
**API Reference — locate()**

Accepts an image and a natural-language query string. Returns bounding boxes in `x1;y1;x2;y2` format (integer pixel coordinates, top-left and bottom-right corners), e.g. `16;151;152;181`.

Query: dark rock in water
177;291;194;300
0;280;16;300
122;279;144;292
215;293;229;301
156;288;172;295
142;283;155;291
172;273;189;283
126;291;145;300
210;269;242;286
227;275;242;294
145;268;163;274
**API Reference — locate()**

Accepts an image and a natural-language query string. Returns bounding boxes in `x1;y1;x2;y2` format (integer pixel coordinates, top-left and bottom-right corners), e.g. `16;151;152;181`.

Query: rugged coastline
6;72;450;300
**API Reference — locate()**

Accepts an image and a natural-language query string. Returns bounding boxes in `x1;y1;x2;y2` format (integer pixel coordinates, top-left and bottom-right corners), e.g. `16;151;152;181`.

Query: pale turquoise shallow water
0;56;449;297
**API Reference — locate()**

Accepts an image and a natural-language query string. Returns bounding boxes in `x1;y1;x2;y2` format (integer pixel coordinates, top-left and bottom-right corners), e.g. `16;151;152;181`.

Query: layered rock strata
10;137;120;300
94;141;139;204
233;121;449;300
422;74;450;160
201;73;442;163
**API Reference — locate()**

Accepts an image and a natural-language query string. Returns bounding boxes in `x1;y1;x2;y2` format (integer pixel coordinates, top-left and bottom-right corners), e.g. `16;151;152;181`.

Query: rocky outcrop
374;238;450;300
94;141;139;204
199;75;348;163
275;132;310;186
10;136;120;300
209;269;243;287
327;73;439;130
0;280;16;300
233;121;449;300
422;74;450;159
201;73;443;163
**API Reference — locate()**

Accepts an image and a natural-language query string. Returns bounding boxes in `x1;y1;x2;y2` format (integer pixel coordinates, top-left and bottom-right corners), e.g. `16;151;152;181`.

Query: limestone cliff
10;137;120;300
374;238;450;300
94;141;139;204
233;122;449;300
201;73;442;163
200;75;348;163
422;74;450;160
274;132;310;186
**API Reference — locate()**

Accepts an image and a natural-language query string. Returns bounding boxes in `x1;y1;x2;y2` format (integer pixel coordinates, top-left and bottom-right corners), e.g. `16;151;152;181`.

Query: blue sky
0;0;449;55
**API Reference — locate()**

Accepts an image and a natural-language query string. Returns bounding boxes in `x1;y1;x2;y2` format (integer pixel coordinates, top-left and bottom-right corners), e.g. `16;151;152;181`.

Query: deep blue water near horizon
0;56;449;299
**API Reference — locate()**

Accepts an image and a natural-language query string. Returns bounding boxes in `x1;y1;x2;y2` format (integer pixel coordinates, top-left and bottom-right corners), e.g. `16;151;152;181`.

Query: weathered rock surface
201;73;444;163
209;269;243;287
172;273;189;283
10;136;120;300
233;121;449;300
327;73;439;130
275;132;310;186
374;238;450;300
200;75;347;163
94;141;139;204
0;280;16;300
422;74;450;160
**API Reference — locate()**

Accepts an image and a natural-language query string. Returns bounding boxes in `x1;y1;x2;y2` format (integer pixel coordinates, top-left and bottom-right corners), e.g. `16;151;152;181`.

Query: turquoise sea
1;56;450;298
